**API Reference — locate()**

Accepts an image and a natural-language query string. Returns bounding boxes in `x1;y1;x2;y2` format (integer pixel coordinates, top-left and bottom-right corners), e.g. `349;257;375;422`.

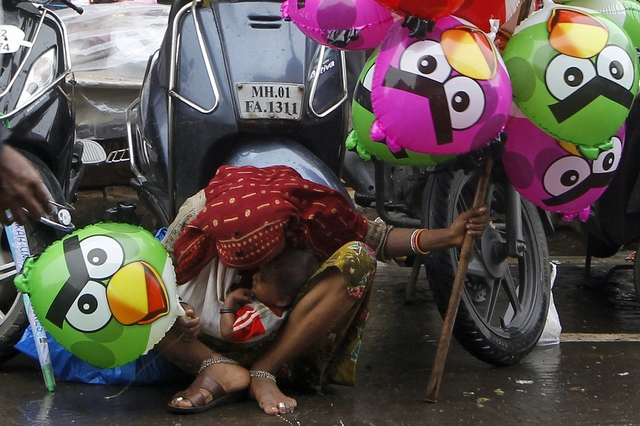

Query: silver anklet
198;356;239;374
249;370;276;382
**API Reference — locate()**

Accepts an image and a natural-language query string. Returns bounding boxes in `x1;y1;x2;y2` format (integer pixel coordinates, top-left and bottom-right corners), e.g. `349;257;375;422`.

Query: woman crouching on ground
155;164;489;415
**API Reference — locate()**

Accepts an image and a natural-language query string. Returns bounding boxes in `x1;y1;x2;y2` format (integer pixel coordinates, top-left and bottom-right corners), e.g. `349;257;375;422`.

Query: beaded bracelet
219;307;238;315
410;229;430;255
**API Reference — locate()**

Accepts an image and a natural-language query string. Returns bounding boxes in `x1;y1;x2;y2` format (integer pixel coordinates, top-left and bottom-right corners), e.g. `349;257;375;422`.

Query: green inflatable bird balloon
502;0;639;159
15;223;184;369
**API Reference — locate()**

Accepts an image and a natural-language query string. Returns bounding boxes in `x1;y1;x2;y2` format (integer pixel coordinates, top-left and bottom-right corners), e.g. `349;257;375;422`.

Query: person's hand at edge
0;145;53;225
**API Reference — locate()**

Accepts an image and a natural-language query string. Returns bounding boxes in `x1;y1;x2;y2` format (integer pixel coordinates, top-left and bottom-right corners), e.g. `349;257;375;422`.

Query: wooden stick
425;157;494;403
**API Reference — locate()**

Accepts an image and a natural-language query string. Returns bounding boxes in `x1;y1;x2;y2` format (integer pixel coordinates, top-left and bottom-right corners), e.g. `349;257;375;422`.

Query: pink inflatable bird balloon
503;106;625;222
370;17;512;156
282;0;397;50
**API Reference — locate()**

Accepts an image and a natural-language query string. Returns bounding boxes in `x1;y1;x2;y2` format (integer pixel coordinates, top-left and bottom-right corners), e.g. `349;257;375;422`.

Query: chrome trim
106;148;130;164
126;98;147;184
166;0;221;218
307;46;348;118
167;1;192;218
0;264;17;282
168;0;220;114
125;49;159;185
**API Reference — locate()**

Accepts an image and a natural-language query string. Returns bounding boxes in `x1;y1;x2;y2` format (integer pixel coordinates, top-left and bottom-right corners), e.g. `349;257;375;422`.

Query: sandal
168;357;247;414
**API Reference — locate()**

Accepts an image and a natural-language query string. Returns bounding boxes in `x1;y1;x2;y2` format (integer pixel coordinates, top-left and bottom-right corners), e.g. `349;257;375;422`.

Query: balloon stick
425;157;493;402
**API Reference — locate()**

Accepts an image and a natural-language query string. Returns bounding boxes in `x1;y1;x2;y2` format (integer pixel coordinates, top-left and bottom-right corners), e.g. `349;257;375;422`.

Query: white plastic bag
537;262;562;346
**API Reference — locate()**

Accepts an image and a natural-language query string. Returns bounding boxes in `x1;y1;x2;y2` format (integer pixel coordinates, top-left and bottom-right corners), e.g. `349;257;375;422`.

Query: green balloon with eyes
14;222;184;369
502;2;639;159
347;49;456;167
620;0;640;49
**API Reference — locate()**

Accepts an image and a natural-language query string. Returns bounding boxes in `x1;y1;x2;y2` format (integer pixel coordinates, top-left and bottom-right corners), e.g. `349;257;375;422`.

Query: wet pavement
2;188;640;425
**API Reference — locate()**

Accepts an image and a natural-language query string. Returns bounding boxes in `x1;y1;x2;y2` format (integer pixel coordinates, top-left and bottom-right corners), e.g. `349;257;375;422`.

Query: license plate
237;83;304;120
0;26;26;54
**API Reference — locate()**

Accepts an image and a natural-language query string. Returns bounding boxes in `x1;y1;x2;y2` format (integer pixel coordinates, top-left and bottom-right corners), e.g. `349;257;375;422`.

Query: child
219;247;319;344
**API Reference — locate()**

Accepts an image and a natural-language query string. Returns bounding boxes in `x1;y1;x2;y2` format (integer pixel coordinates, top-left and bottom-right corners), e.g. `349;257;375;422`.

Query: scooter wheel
633;245;640;301
421;166;551;366
0;221;57;364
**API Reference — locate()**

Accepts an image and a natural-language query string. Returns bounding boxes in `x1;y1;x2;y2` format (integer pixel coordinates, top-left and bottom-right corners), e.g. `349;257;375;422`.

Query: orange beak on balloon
106;261;169;325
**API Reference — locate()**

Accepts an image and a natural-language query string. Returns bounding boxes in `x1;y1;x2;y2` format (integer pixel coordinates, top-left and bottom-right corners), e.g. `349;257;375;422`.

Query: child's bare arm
220;288;253;341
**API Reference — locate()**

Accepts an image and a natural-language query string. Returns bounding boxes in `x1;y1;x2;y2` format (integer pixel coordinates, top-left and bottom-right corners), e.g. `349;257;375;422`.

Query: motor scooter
0;0;95;362
127;0;354;229
342;10;551;364
56;1;171;188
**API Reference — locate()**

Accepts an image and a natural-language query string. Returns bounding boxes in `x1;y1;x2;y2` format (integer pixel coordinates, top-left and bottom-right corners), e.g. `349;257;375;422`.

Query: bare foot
169;362;250;410
249;376;297;415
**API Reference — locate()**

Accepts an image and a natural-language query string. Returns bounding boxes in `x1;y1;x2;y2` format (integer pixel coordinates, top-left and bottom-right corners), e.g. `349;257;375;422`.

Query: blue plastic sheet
15;327;189;385
155;227;168;241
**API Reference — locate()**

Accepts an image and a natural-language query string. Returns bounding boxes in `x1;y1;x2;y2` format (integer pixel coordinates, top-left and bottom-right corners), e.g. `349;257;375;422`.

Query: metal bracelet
249;370;276;382
198;356;239;374
409;229;420;254
410;228;430;255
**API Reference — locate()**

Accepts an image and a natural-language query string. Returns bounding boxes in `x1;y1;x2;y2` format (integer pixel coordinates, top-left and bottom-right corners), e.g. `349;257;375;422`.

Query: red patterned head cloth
173;165;370;284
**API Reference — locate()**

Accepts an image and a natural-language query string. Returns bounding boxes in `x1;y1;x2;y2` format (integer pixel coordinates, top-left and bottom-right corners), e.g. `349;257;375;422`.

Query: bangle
219;307;237;315
410;229;430;255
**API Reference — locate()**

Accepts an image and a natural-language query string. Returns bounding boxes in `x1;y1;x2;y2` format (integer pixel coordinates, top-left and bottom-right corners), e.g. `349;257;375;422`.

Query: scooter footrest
78;139;107;165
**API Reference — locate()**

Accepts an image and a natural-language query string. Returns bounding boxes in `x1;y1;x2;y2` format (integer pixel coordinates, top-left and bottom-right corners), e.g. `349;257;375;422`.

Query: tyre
633;243;640;300
422;166;550;366
0;154;66;364
0;221;57;364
